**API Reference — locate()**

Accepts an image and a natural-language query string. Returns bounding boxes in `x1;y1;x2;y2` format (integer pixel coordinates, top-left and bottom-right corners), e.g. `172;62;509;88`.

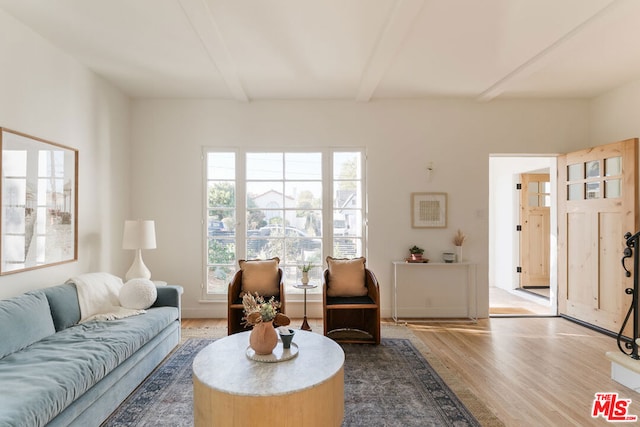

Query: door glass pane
567;164;582;181
605;179;621;198
605;157;622;176
568;183;582;200
543;195;551;207
586;161;600;178
541;181;550;193
528;195;539;207
529;182;538;193
586;182;600;199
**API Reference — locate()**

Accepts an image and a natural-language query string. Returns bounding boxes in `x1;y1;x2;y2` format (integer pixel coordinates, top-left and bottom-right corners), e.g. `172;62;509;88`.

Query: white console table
392;261;477;322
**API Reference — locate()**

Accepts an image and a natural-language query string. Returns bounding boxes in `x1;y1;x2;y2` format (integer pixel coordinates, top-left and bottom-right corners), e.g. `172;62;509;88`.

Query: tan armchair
227;258;286;335
322;257;380;344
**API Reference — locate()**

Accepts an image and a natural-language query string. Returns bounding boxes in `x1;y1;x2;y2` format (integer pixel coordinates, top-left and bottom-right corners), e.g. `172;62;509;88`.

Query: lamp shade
122;220;156;250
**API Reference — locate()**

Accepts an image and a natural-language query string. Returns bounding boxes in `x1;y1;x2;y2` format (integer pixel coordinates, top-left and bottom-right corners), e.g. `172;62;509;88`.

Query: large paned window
204;149;365;298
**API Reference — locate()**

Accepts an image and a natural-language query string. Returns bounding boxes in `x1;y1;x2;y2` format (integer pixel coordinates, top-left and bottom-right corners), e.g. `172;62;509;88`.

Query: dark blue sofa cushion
43;283;81;331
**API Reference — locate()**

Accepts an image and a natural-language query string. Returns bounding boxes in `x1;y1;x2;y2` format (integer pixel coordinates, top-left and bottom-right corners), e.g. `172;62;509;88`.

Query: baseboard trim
514;287;550;300
559;314;626;340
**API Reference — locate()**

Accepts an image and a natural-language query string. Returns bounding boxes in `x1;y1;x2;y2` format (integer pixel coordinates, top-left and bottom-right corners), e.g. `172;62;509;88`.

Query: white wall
131;98;590;318
0;9;131;298
590;78;640;145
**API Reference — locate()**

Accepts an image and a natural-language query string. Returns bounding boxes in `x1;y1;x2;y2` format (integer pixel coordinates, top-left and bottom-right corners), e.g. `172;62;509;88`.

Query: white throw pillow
119;279;157;310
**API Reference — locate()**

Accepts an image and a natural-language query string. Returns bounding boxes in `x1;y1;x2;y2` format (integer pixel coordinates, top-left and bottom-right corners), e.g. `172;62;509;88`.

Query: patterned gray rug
103;338;481;427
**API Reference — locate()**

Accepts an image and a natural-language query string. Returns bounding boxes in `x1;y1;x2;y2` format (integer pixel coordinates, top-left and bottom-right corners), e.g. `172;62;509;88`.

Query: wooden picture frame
411;192;447;228
0;128;78;275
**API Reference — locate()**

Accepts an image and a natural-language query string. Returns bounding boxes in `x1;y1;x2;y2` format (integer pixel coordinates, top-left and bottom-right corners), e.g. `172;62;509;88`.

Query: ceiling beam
178;0;249;102
355;0;425;102
477;0;621;102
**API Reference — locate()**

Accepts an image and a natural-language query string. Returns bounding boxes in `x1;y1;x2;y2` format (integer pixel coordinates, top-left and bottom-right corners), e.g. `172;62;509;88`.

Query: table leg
301;288;311;331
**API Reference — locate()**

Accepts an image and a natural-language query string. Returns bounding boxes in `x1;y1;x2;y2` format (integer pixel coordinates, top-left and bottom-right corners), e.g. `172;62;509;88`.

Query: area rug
102;337;489;427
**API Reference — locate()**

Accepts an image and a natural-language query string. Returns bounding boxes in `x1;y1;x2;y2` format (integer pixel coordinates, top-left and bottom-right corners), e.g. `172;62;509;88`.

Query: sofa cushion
43;283;81;332
0;306;179;427
0;291;55;359
326;256;368;297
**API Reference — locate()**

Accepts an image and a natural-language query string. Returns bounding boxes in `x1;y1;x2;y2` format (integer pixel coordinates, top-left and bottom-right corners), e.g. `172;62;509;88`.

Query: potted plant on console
409;245;425;262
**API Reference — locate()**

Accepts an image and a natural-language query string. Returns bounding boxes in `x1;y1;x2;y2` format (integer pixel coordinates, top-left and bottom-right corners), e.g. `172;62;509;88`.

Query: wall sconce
122;219;156;281
426;162;434;182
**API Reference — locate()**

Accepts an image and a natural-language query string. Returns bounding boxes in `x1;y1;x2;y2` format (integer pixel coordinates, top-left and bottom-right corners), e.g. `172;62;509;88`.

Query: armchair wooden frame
322;268;381;344
227;268;285;335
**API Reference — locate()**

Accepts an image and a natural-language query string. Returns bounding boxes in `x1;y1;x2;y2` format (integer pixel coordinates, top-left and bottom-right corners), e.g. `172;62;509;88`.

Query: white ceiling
2;0;640;101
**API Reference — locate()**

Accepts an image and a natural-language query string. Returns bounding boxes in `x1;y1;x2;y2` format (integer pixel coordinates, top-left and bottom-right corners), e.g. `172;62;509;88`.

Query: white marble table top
192;330;344;397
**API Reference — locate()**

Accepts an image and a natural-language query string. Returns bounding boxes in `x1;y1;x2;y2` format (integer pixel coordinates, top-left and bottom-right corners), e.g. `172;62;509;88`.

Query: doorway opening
489;155;557;316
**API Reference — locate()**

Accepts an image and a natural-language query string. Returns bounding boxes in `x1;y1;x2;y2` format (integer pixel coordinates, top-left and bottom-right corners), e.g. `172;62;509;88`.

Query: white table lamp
123;220;156;281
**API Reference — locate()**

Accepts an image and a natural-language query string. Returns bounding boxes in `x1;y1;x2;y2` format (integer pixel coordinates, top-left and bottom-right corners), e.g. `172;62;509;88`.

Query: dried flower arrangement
301;262;313;273
453;229;466;246
242;292;289;326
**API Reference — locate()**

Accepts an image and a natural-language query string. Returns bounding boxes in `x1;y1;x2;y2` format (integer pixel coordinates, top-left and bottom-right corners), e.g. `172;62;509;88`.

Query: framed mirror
1;128;78;274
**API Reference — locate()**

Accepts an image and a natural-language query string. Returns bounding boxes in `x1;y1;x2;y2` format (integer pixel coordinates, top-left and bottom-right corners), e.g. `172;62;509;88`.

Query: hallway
489;286;554;316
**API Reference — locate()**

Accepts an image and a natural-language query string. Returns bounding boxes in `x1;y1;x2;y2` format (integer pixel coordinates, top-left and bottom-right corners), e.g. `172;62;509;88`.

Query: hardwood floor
182;317;640;426
490;286;554;316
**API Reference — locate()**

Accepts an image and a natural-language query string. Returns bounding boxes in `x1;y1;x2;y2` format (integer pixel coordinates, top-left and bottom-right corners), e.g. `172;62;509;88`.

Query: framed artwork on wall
0;128;78;275
411;192;447;228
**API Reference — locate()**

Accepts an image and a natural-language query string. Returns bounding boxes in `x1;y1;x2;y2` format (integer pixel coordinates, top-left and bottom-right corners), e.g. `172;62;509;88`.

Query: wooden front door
520;173;550;288
558;139;637;336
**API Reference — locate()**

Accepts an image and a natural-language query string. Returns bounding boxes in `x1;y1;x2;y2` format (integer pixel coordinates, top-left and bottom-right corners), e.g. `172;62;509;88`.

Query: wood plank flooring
182;317;640;426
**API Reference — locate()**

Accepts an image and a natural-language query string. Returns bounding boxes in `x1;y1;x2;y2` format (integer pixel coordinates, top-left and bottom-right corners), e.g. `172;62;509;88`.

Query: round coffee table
192;330;345;427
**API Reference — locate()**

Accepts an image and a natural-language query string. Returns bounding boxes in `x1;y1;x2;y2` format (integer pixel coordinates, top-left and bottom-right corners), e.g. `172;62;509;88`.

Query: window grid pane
333;152;363;261
246;152;324;293
206;152;236;294
205;149;365;297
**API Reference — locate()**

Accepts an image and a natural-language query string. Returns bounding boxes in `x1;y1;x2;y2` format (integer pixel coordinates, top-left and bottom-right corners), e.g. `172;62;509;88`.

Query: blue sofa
0;282;182;427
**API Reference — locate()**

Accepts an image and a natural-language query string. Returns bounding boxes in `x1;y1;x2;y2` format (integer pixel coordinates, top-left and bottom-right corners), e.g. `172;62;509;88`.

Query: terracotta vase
249;320;278;355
